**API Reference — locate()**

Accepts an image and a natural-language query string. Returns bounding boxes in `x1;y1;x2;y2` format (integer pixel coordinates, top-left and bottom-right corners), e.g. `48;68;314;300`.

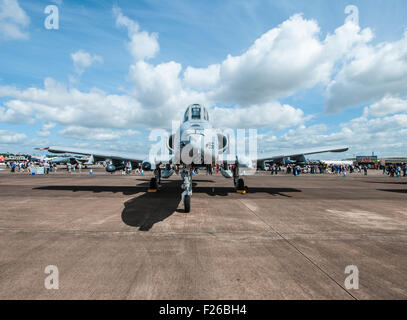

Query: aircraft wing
37;146;146;164
257;146;349;164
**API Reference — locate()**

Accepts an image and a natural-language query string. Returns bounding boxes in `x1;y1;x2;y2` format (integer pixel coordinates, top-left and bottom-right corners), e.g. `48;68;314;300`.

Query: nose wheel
184;195;191;213
236;178;245;191
181;169;193;213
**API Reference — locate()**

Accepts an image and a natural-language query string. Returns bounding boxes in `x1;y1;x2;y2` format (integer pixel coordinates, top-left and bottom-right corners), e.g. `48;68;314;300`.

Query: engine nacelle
142;161;156;171
220;168;233;179
282;157;295;165
217;133;228;153
106;164;125;173
167;134;176;153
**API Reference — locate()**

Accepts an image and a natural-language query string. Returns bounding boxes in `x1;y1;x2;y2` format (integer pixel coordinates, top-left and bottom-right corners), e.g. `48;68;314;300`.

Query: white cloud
123;14;319;128
0;0;30;40
0;129;26;143
71;50;103;75
326;30;407;112
128;60;212;126
259;110;407;158
212;102;304;130
2;7;407;158
37;122;56;137
0;12;376;133
0;78;145;128
210;14;331;105
364;96;407;117
58;126;139;141
177;16;372;110
42;122;56;131
113;6;159;61
183;64;220;90
130;60;183;107
0;76;211;129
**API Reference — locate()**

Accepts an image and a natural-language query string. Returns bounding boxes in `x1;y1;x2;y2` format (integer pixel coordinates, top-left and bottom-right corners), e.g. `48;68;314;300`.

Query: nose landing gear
181;169;193;213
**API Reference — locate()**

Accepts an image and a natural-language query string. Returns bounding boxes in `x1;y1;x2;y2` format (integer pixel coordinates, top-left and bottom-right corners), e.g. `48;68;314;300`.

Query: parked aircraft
48;155;94;166
38;104;348;212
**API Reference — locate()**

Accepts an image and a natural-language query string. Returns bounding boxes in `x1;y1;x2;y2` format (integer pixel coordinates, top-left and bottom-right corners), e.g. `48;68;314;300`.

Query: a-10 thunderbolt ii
38;104;348;212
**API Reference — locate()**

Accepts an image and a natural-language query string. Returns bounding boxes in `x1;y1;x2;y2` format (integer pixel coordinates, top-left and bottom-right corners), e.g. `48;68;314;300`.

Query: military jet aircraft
38;104;348;212
48;155;94;166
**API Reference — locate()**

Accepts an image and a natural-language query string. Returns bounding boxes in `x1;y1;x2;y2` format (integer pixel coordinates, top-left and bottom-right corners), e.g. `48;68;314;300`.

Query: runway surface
0;168;406;299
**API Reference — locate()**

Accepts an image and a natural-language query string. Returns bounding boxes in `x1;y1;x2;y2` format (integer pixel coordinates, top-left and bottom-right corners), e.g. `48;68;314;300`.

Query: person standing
45;162;50;174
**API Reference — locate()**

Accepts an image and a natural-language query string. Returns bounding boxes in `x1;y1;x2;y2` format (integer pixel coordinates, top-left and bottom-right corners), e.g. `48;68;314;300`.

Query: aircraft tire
150;177;158;190
237;178;245;190
184;195;191;213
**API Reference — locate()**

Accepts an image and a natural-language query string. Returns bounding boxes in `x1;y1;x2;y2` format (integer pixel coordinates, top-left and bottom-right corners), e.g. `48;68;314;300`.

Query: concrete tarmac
0;168;406;299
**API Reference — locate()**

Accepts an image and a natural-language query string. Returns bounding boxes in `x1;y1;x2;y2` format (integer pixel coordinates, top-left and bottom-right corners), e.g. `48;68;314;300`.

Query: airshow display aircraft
38;104;348;212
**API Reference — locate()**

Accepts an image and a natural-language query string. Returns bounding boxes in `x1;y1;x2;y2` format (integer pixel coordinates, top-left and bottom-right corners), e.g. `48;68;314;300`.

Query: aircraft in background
28;154;93;165
321;160;354;166
47;155;94;166
38;104;348;212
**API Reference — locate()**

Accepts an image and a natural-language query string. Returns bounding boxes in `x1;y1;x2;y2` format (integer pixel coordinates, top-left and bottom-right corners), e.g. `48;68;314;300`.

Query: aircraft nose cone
188;134;205;162
190;135;202;149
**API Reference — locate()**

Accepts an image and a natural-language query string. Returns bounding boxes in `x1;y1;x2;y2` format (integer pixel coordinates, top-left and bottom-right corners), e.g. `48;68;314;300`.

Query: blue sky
1;0;407;158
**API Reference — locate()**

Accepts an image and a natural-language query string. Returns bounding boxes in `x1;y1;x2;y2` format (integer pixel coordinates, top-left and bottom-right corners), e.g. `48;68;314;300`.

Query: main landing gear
233;164;246;194
148;167;161;192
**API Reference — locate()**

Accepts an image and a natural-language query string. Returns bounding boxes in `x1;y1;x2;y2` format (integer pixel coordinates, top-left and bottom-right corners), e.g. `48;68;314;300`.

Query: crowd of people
4;160;407;178
266;164;364;176
382;164;407;177
266;163;407;177
5;161;58;174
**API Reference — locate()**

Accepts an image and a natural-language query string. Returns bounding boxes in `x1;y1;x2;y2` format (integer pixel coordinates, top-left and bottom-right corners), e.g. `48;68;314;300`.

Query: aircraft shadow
34;185;147;196
136;178;216;183
363;180;407;185
35;181;183;232
194;186;300;198
35;181;301;231
122;181;183;231
377;189;407;194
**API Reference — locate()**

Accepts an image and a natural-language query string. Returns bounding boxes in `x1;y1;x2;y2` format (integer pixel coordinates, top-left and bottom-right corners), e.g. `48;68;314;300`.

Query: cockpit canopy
184;104;209;122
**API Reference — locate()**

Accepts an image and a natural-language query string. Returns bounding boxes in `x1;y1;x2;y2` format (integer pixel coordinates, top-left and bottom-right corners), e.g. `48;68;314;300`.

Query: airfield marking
239;199;358;300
